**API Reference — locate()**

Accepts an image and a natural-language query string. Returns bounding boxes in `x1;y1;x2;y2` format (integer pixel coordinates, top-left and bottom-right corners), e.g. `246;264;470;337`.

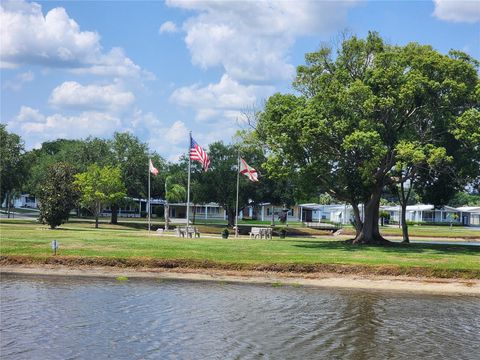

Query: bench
249;227;262;239
249;227;272;240
176;226;200;238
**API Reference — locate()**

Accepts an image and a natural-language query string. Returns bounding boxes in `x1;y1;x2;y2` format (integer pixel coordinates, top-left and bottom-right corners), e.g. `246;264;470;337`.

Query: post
186;132;192;227
148;156;151;233
164;176;169;230
235;154;240;238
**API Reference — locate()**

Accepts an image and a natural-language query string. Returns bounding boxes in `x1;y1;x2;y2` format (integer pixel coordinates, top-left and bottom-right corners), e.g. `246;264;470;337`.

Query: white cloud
159;21;178;34
164;120;189;145
2;71;34;91
433;0;480;23
16;106;45;123
170;74;274;121
167;0;358;81
49;81;135;112
9;106;122;148
127;109;189;161
0;0;145;77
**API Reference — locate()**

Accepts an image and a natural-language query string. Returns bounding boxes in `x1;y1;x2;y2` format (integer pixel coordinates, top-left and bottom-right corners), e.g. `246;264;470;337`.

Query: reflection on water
1;274;479;360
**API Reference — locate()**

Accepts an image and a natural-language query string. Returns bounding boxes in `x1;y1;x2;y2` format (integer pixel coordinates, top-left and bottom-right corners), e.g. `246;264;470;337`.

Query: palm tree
164;176;186;230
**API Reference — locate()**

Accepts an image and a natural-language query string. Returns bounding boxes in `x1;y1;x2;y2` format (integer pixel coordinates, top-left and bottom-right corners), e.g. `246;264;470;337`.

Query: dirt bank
1;264;479;295
1;255;479;279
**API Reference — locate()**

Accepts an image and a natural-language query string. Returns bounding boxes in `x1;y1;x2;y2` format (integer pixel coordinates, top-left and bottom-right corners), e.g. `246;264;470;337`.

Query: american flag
190;136;210;171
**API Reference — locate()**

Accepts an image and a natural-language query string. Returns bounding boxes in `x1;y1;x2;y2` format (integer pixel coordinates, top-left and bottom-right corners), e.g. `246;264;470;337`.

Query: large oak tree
256;32;479;244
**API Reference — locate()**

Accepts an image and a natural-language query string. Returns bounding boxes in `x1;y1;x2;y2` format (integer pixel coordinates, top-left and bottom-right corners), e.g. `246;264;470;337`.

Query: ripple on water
1;275;479;360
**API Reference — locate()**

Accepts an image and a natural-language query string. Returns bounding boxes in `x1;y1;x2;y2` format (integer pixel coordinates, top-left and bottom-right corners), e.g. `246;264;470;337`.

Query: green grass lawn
1;220;479;278
64;217;480;239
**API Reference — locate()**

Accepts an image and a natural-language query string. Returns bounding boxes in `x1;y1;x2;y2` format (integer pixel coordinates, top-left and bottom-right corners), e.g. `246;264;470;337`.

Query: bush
279;228;287;238
38;163;79;229
222;228;229;239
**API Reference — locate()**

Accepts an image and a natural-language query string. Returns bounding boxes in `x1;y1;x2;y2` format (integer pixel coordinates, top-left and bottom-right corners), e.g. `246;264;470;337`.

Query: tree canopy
74;164;126;228
0;125;27;205
37;162;79;229
256;32;479;244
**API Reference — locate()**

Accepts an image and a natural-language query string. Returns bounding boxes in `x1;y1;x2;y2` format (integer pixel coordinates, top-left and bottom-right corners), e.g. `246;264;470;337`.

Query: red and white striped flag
240;158;258;182
149;159;158;176
190;136;210;171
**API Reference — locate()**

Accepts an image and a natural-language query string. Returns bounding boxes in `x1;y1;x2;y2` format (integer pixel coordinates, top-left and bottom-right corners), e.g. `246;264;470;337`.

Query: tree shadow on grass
57;226;138;232
292;239;480;255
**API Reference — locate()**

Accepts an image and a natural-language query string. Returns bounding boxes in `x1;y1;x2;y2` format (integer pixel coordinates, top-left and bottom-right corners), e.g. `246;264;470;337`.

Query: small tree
38;163;79;229
0;125;27;215
164;176;186;230
74;164;126;228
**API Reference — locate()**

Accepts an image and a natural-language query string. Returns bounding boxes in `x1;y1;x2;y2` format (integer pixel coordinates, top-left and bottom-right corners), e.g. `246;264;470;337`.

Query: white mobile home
1;194;38;209
381;204;461;224
298;204;363;224
456;207;480;226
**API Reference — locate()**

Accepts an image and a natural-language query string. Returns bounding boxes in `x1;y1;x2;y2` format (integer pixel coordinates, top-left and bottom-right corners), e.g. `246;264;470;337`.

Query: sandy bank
2;264;479;295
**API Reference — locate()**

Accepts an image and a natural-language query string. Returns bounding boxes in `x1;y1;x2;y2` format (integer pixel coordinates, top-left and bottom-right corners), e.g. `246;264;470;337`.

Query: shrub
222;228;229;239
38;163;79;229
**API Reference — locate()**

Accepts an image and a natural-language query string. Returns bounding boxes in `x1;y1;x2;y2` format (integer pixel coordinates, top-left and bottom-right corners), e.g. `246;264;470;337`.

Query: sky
1;0;479;161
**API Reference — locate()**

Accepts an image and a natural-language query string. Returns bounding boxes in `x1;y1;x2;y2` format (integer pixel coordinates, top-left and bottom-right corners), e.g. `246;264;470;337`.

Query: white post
186;132;192;227
235;154;240;238
205;205;208;220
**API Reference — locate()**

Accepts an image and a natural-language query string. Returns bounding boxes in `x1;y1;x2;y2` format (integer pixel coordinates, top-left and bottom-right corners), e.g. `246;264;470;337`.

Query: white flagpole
235;154;240;238
186;132;192;227
148;156;151;234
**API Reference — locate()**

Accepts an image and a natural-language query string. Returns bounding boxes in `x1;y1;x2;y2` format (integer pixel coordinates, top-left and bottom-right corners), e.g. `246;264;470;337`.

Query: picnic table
249;227;272;240
176;226;201;238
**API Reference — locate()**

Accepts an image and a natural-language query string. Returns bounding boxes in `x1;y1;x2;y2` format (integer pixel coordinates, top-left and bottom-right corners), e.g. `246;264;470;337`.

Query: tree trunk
95;203;100;228
164;204;170;230
351;202;363;237
400;202;409;243
352;189;389;245
110;204;118;224
227;209;235;227
6;192;10;219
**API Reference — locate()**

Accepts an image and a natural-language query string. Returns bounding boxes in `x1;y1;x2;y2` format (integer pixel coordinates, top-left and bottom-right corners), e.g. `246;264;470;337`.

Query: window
208;207;220;214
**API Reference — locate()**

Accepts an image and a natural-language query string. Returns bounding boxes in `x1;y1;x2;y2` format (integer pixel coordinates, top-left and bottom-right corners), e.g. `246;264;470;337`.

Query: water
1;274;479;360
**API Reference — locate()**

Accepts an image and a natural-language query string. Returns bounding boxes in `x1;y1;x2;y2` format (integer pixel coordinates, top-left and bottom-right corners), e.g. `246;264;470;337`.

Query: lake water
1;274;479;360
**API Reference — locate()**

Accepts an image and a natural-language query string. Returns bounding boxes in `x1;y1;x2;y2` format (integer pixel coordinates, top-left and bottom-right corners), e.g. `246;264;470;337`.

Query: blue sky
1;0;479;161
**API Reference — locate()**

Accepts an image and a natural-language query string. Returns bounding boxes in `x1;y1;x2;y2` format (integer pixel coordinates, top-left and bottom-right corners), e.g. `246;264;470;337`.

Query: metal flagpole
148;156;151;234
235;154;240;238
186;132;192;227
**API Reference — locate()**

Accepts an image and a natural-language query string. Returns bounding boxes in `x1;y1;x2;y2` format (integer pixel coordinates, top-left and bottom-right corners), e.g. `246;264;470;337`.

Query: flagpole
186;132;192;227
235;154;240;238
148;156;151;234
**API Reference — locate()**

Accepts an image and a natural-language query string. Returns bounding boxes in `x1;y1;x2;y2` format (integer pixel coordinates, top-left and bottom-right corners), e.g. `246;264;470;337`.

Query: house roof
456;206;480;213
382;204;462;212
299;203;356;211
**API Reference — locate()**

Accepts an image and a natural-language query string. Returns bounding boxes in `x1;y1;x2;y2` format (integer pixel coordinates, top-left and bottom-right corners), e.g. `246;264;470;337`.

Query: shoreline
2;264;479;295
